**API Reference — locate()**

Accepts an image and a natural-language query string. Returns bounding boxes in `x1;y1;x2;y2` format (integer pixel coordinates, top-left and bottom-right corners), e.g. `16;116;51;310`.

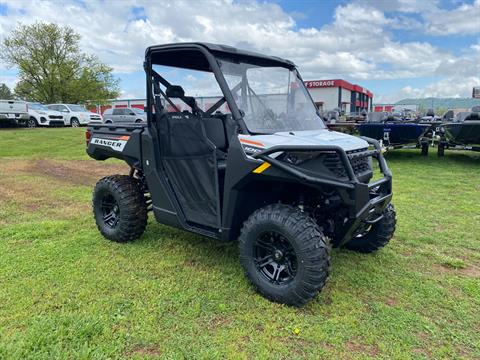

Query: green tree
435;106;448;116
417;103;427;115
0;22;119;103
0;83;14;99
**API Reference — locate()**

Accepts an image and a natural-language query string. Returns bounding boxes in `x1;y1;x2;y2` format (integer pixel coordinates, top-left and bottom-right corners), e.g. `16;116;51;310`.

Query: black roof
146;42;295;70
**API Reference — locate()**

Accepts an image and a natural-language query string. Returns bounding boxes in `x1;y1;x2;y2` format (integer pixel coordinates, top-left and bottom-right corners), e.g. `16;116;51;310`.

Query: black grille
49;120;65;126
49;115;63;119
322;148;371;179
323;152;347;177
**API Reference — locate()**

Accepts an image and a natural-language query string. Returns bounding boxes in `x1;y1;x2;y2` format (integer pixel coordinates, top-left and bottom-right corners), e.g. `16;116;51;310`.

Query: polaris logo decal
91;137;128;151
242;145;263;155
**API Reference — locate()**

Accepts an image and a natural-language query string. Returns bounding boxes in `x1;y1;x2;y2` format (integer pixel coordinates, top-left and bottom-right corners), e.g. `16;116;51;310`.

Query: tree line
0;22;120;104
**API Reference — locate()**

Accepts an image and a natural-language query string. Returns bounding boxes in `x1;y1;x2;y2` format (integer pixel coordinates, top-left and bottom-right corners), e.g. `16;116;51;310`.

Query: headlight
277;151;321;165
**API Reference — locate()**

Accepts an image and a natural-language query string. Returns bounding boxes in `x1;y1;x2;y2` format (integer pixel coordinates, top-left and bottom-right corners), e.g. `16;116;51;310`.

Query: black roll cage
144;43;320;135
145;44;249;133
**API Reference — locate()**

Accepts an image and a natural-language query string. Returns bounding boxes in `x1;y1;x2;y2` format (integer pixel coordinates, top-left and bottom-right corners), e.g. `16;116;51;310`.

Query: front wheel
344;203;396;253
27;117;37;128
71;118;80;127
239;204;331;307
93;175;147;242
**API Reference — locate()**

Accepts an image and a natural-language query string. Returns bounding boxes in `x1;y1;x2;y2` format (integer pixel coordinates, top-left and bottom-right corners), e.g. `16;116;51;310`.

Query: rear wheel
344;204;396;253
93;175;147;242
239;204;331;307
71;118;80;127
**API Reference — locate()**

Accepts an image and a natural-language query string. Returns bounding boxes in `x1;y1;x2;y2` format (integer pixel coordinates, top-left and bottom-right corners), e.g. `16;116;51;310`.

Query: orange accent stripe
239;138;265;147
117;136;130;140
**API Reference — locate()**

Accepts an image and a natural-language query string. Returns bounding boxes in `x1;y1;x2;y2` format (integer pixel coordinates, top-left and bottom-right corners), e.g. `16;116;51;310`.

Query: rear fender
86;125;143;168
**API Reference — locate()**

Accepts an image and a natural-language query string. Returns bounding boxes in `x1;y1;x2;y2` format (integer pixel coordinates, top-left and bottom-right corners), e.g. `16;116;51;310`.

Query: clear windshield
68;105;89;112
29;103;49;111
218;59;325;133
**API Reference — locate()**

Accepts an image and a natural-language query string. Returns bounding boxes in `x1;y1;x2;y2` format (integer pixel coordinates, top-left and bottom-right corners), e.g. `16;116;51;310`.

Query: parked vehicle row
0;100;104;128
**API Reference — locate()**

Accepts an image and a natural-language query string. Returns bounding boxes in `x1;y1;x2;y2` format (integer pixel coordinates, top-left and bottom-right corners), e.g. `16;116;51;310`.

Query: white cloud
376;76;480;103
357;0;480;35
425;0;480;35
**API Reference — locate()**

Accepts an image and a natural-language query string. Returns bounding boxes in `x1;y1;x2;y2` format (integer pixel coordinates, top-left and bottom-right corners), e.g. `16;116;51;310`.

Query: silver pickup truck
0;100;29;126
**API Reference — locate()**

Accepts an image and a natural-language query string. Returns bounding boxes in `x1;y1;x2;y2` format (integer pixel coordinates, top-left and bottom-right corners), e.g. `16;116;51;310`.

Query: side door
103;109;113;123
157;109;221;229
57;105;70;122
125;108;136;123
112;108;123;123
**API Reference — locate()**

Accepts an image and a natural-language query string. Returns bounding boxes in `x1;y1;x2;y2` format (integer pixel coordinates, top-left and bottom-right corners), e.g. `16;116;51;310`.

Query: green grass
1;128;479;359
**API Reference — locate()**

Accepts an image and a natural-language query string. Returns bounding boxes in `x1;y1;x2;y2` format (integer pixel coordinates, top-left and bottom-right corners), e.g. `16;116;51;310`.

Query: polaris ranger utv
87;43;396;306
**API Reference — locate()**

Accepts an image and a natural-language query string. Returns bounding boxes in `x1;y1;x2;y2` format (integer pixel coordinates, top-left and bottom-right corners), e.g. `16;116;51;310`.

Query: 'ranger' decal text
92;137;128;152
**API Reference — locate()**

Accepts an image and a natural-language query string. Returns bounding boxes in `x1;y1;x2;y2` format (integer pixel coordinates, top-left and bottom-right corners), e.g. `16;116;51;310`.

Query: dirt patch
124;344;161;357
385;297;398;307
345;338;380;358
0;176;91;219
183;258;199;267
459;266;480;278
207;314;232;329
434;263;480;278
0;158;125;219
26;159;128;187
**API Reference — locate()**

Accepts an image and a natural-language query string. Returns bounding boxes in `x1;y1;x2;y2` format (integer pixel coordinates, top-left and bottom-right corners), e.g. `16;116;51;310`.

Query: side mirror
129;112;135;116
62;109;69;113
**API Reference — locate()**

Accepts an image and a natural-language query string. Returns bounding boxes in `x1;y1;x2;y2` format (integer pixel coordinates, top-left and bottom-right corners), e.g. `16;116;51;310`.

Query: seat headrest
166;85;185;98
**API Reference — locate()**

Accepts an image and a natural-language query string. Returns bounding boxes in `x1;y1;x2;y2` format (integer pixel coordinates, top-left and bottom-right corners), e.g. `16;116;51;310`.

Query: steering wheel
259;109;276;128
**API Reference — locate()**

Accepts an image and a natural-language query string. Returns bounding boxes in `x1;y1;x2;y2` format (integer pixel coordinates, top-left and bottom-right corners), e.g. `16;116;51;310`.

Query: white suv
46;104;102;127
27;102;65;127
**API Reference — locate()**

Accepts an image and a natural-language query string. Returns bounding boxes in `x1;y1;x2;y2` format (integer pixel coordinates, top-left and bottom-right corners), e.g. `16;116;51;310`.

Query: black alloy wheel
253;231;297;285
93;175;147;242
101;194;120;229
239;204;331;306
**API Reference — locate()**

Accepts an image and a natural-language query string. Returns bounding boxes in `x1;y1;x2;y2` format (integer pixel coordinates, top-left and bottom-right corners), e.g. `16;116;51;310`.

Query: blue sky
0;0;479;103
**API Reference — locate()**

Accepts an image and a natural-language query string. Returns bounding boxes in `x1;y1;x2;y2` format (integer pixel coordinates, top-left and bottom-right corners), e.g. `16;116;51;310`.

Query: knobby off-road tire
344;203;396;253
93;175;147;242
421;142;429;156
438;142;446;157
239;204;331;307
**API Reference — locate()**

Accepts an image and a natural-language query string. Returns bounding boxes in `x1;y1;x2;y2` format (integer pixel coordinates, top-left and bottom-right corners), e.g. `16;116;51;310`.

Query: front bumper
252;137;393;245
0;113;29;125
38;116;66;126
